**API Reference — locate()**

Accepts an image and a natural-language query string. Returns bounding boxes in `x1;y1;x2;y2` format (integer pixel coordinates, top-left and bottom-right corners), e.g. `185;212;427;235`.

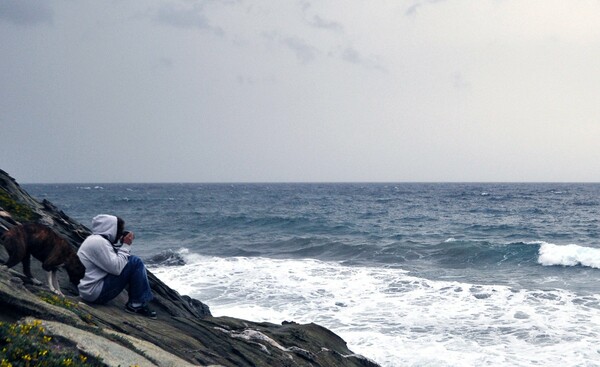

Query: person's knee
128;255;145;269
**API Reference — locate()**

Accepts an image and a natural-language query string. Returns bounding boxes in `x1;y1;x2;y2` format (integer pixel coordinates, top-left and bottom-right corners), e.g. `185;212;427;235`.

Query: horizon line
21;181;600;185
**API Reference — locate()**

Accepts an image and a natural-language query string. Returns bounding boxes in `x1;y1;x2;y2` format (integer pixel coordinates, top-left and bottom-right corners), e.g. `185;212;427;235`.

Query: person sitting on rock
77;214;156;318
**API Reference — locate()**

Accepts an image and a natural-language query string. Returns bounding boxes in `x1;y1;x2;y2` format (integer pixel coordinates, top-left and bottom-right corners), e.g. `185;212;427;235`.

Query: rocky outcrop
0;169;380;367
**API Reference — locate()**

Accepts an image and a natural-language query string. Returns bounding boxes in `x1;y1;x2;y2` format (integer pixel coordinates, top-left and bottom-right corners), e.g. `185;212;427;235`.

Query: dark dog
1;223;85;296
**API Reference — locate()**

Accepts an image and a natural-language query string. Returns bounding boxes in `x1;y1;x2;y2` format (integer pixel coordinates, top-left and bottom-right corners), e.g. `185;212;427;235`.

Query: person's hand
122;231;135;245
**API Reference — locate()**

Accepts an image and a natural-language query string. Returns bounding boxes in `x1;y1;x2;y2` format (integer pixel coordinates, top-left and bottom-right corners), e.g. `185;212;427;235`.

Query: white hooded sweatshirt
77;214;131;302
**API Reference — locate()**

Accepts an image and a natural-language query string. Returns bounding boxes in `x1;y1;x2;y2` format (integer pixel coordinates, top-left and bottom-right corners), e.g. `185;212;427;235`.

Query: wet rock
146;249;186;267
0;168;380;367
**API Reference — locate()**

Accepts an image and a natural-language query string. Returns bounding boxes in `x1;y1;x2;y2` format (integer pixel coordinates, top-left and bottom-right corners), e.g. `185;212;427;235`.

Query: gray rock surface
0;168;380;367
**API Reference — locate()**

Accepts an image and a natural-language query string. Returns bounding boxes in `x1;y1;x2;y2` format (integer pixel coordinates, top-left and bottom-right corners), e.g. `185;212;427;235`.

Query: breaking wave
537;241;600;269
149;251;600;367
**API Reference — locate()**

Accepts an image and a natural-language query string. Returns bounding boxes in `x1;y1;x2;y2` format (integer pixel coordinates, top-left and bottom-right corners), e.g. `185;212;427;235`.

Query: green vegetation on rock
0;319;104;367
0;189;39;223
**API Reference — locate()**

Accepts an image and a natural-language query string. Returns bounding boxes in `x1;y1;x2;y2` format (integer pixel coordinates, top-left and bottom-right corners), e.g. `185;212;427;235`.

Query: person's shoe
125;302;157;319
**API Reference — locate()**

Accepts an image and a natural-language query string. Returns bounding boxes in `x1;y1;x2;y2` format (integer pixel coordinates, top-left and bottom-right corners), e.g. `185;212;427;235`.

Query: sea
23;183;600;367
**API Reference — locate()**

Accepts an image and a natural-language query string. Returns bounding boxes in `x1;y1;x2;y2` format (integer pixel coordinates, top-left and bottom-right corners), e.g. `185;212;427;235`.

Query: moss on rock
0;188;39;223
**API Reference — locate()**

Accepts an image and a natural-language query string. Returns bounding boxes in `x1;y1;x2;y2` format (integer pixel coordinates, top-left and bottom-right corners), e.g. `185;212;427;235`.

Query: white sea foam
151;250;600;367
538;241;600;269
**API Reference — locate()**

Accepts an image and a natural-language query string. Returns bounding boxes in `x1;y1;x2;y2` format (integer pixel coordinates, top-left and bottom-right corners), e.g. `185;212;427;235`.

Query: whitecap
538;242;600;269
151;253;600;367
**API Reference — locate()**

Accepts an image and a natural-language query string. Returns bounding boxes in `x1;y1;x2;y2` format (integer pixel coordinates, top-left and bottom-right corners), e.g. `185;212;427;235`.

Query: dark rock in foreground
0;169;380;367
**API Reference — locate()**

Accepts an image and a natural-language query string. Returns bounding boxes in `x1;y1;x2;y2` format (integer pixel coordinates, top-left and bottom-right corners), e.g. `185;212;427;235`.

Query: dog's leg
41;246;68;296
23;254;42;286
47;270;64;296
46;271;56;292
53;270;64;297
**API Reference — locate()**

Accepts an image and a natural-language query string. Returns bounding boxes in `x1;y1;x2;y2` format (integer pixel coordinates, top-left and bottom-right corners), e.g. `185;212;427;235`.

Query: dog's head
64;254;86;285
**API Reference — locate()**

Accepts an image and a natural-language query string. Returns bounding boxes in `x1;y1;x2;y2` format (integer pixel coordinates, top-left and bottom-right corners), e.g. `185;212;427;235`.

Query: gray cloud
405;0;446;16
2;0;599;183
306;14;343;31
340;47;364;64
236;75;254;85
296;2;380;70
155;3;224;35
157;57;174;69
262;31;383;70
299;1;342;31
0;0;53;26
337;47;387;72
283;36;319;64
263;32;319;64
453;72;471;90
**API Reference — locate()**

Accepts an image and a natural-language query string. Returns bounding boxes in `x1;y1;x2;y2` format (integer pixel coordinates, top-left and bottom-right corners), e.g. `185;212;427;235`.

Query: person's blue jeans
93;255;154;305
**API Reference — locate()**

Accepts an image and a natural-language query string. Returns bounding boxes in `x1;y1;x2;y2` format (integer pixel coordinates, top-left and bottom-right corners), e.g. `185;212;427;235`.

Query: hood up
92;214;118;243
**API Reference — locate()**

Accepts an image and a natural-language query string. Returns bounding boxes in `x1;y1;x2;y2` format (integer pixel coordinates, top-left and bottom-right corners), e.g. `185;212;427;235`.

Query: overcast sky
1;0;599;183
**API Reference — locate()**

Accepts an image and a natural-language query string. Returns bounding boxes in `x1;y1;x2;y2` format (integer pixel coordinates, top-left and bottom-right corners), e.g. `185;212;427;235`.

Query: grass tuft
0;319;103;366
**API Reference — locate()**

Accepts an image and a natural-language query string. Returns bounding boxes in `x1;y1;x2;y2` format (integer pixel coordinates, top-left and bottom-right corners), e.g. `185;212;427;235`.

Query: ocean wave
198;213;315;230
429;240;600;271
75;185;104;190
275;240;373;261
572;200;600;207
428;240;540;267
538;242;600;269
150;254;600;367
